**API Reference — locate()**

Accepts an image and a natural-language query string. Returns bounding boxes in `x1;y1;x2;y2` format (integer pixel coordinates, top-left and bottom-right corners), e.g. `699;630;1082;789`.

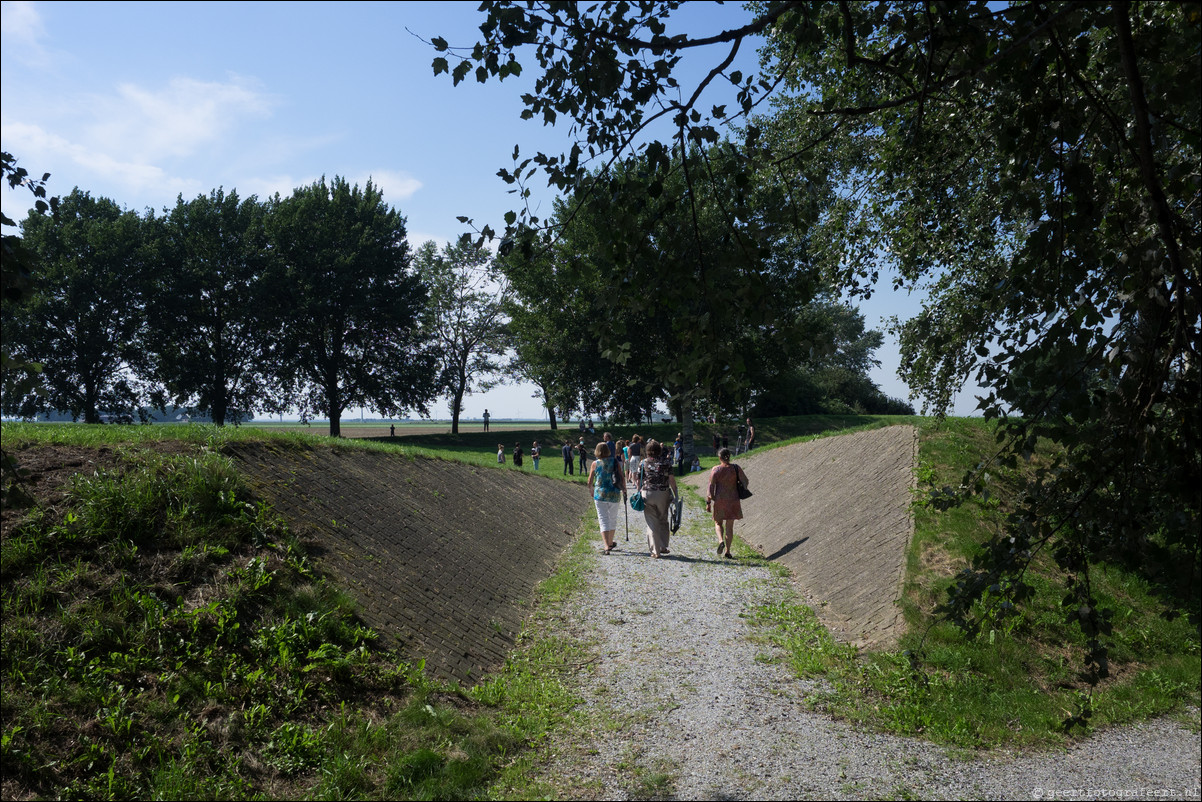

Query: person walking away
531;441;541;472
483;409;491;431
513;442;524;468
562;441;575;475
588;442;627;553
637;440;678;558
497;443;505;464
628;435;643;480
707;447;749;559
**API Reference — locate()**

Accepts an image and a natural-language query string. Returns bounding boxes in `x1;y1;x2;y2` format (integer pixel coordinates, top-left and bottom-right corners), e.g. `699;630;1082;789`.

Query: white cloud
353;169;422;202
1;1;48;63
0;119;200;201
1;74;275;208
84;76;273;163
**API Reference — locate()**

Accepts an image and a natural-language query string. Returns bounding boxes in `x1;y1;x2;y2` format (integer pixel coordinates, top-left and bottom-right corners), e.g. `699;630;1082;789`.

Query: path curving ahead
528;480;1200;800
684;424;917;649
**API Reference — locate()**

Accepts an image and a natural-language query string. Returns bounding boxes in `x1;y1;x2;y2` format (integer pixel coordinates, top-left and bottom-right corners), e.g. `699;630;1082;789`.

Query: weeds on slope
0;436;589;800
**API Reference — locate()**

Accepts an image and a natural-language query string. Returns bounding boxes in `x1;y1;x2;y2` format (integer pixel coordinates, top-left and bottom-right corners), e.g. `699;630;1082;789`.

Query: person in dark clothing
562;441;575;475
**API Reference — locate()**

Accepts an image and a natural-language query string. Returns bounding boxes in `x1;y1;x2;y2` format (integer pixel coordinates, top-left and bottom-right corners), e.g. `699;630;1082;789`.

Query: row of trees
3;161;905;439
1;177;509;436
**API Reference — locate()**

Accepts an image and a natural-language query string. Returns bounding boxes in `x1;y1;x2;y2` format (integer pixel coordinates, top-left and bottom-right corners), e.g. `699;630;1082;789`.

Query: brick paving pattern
231;443;589;684
685;425;917;648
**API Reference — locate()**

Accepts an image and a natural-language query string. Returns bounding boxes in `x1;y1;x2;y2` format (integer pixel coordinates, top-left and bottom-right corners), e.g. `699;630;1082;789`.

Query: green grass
0;423;597;800
5;411;1197;791
750;416;1201;749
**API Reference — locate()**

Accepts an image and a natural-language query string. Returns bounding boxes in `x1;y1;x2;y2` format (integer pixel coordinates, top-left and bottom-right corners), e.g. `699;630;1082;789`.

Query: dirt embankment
685;425;917;649
228;442;591;684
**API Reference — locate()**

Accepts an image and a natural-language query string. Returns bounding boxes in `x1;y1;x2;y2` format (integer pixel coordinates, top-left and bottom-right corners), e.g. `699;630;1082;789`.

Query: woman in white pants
588;442;626;553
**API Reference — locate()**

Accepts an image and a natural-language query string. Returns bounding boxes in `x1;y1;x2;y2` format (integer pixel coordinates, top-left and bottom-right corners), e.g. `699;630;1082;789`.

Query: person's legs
643;490;670;556
595;500;617;551
715;519;726;554
723;520;736;557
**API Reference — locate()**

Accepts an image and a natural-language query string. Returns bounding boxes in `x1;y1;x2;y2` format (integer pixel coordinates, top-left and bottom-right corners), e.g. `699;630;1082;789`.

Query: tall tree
2;189;148;423
503;149;822;461
434;1;1199;695
413;239;509;434
2;152;57;506
143;189;281;425
761;1;1200;687
267;177;438;437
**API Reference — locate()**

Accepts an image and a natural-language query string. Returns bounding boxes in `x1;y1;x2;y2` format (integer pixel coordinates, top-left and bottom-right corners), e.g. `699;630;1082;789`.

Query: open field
246;420;546;437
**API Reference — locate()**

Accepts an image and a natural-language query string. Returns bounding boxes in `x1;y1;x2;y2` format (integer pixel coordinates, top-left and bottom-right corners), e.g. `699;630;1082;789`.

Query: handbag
630;463;646;511
735;464;753;500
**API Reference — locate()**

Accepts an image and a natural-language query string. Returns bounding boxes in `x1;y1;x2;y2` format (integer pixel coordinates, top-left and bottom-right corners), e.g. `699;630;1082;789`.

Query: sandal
717;542;726;555
724;551;735;559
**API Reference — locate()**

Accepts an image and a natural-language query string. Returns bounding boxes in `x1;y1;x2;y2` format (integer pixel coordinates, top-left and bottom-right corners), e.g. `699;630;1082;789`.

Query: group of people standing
587;433;749;560
497;441;542;471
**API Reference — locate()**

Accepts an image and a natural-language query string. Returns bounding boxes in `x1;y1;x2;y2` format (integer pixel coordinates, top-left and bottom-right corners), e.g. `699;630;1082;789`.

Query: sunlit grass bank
0;423;591;799
749;417;1201;748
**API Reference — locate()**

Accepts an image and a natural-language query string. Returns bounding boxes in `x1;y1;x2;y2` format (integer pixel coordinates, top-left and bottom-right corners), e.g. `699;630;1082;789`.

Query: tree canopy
267;176;439;437
414;238;509;434
143;189;282;426
3;190;149;423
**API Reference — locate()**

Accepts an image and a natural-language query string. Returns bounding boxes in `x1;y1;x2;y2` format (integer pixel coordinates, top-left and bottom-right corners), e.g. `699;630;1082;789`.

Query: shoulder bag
735;463;753;500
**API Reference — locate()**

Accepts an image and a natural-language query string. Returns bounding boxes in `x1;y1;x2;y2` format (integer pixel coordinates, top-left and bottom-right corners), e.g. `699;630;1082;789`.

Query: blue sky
1;0;983;420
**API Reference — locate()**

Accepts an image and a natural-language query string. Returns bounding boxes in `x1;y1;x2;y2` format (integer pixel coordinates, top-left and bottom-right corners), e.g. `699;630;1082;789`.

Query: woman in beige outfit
636;440;678;558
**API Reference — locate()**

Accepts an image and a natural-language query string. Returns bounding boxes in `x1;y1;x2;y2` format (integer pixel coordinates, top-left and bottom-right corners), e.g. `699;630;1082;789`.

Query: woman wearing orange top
706;447;749;559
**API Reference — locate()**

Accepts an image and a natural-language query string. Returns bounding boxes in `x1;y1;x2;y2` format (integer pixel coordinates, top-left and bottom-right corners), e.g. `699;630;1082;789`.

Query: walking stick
624;502;629;541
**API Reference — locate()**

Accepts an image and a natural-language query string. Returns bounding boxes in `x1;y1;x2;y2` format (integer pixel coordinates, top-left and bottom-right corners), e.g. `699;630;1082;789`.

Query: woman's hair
632;434;642;443
594;442;610;458
718;447;732;462
646;440;663;457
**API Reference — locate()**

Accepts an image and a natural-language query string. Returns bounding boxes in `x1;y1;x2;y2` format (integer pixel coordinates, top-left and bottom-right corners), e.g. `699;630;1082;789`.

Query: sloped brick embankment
686;425;917;649
230;442;589;684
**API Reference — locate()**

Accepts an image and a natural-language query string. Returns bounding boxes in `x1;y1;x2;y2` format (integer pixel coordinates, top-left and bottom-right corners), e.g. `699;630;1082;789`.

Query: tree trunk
327;380;341;437
83;377;100;424
539;381;557;430
680;395;696;468
450;385;465;434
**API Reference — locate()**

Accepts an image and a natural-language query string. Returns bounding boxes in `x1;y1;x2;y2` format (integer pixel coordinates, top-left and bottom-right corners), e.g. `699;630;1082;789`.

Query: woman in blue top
588;442;627;553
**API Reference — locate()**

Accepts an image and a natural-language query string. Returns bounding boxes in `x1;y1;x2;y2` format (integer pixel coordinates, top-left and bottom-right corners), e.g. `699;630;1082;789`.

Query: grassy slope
0;423;592;800
752;417;1201;748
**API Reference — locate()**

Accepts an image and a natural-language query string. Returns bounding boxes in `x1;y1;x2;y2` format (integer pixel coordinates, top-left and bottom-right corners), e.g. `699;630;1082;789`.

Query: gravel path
529;496;1201;801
